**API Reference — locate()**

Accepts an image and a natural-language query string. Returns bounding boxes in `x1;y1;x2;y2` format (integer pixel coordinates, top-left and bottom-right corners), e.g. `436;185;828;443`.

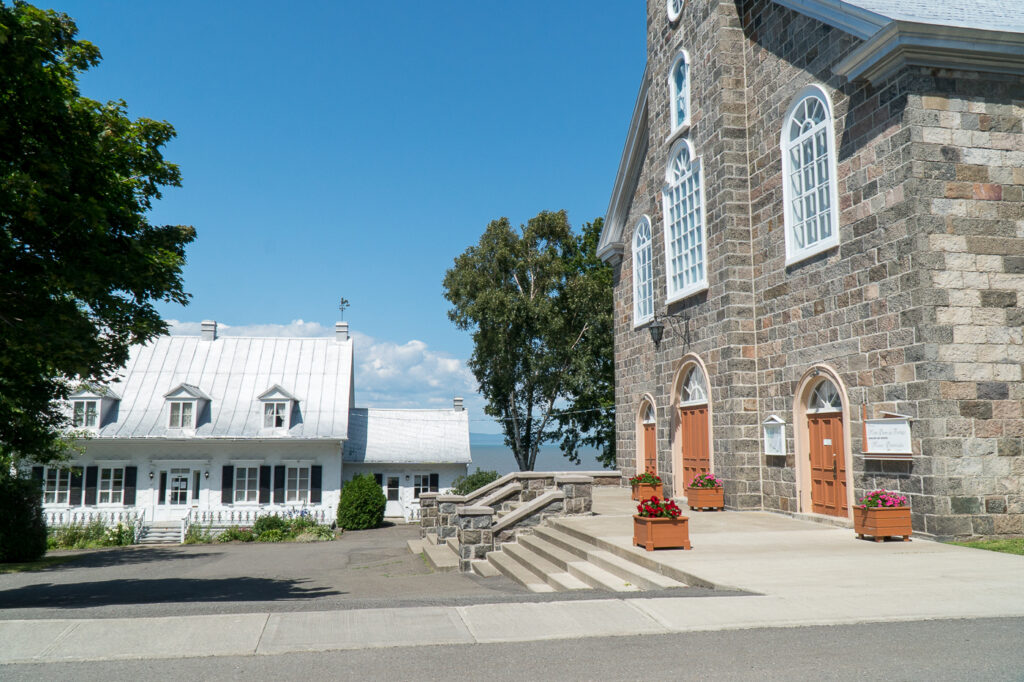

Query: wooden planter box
633;515;691;551
632;483;664;501
687;486;724;511
854;506;912;542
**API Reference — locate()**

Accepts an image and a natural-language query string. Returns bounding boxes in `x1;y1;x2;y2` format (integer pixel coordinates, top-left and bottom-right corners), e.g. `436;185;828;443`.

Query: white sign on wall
863;417;912;460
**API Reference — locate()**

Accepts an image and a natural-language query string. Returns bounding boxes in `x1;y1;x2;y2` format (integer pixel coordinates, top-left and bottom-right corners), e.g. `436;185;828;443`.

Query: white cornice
598;68;650;263
835;21;1024;83
772;0;887;40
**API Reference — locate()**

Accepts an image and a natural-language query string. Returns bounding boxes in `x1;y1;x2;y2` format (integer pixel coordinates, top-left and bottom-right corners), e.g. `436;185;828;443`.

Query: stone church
597;0;1024;539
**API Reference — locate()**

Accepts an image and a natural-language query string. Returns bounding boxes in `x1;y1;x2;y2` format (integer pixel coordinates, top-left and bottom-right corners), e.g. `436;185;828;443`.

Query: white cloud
165;319;491;426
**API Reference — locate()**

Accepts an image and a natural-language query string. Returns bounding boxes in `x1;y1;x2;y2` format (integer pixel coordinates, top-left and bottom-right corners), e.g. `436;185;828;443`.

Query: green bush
257;529;285;543
218;526;255;543
183;523;214;545
451;468;501;496
337;474;386;530
253;515;288;535
104;522;135;546
288;515;317;533
0;476;48;562
47;519;109;550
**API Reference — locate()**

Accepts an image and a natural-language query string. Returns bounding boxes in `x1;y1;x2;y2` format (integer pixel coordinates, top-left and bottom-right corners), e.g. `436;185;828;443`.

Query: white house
32;320;470;530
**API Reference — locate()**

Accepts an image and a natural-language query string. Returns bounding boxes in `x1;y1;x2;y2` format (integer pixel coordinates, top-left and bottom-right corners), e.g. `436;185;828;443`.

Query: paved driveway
0;524;530;620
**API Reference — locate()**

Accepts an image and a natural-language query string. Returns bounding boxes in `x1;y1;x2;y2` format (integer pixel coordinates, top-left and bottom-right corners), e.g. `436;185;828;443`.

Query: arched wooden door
641;403;657;475
806;379;848;516
678;366;710;487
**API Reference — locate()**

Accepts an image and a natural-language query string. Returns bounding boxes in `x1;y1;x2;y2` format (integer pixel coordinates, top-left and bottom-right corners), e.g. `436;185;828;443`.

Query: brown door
808;413;848;516
643;423;657;475
679;405;710;486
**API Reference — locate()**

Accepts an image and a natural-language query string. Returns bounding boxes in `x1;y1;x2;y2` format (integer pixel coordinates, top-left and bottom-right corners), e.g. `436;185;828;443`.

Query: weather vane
338;297;350;320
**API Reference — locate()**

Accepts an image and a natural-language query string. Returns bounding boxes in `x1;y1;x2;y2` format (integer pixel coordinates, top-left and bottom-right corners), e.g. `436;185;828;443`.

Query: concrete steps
485;549;555;593
137;523;180;545
499;542;592;591
408;532;459;572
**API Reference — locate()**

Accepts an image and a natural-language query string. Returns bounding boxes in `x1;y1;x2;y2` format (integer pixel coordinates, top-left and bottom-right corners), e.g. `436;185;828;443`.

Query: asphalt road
0;524;721;620
4;617;1022;681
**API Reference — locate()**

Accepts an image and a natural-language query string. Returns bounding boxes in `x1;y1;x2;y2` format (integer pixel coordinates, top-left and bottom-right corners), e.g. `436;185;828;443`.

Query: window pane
85;402;98;427
170;403;180;427
387;476;399;501
73;402;85;427
182;402;193;426
264;403;275;428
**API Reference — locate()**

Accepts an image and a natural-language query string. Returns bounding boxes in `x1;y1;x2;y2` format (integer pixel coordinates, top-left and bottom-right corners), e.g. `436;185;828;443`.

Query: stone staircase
476;519;687;593
136;521;181;545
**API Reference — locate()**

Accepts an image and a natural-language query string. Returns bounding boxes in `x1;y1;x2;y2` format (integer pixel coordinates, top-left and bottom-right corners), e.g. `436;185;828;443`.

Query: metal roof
91;334;353;439
343;408;472;464
839;0;1024;35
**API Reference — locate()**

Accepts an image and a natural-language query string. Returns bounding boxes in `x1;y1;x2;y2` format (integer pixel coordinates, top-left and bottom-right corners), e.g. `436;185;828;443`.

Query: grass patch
0;555;79;574
951;538;1024;556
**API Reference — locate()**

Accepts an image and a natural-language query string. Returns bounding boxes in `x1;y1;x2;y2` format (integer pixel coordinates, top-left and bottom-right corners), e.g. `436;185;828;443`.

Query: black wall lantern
647;316;665;348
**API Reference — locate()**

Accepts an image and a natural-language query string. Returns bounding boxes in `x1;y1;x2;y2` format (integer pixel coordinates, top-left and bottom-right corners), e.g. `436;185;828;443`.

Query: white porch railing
183;507;332;526
44;509;144;528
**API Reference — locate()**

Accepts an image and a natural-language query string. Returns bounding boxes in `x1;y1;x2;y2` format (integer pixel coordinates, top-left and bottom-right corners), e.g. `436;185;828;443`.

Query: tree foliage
337;474;386;530
443;211;614;471
451;468;501;496
0;3;195;468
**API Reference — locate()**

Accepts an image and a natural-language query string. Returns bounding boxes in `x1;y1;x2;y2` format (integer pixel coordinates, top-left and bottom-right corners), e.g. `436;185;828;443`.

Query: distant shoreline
468;443;610;475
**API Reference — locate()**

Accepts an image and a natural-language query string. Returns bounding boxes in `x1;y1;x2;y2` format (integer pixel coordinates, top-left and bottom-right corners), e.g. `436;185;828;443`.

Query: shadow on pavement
0;577;343;609
47;546;223;569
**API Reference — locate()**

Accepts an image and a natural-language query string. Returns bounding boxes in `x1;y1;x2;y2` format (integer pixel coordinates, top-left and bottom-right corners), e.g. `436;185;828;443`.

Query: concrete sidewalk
3;488;1023;664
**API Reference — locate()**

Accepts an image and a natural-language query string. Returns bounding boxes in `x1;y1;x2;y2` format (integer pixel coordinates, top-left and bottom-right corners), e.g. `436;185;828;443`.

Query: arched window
680;366;708;405
782;86;840;264
808;379;843;413
643;403;656;424
632;216;654;326
668;51;690;136
667;0;685;23
662;140;708;302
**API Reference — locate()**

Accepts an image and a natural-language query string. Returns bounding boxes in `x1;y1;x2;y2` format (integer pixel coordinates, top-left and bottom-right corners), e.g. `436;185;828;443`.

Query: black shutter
373;473;382;486
69;468;83;506
222;465;234;504
258;466;271;504
83;466;98;506
124;467;137;506
31;466;43;483
310;465;322;504
273;465;285;504
158;471;167;505
429;473;439;492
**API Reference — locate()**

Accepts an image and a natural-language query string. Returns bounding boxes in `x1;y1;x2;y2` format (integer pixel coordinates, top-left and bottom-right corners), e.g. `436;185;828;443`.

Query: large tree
0;2;194;469
443;211;614;471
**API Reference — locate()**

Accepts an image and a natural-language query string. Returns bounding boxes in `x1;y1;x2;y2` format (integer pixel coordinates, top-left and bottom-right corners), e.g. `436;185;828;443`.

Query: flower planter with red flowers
854;489;912;542
633;496;691;551
629;472;663;501
686;473;724;511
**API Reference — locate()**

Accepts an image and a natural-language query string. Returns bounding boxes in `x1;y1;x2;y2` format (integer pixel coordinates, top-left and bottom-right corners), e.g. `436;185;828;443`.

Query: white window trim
43;467;72;506
781;84;841;266
632;215;655;328
234;465;260;505
72;399;100;430
667;0;684;23
662;139;709;304
807;379;843;413
262;400;291;430
168;400;197;429
679;366;709;407
97;466;125;506
667;49;691;141
284;465;311;505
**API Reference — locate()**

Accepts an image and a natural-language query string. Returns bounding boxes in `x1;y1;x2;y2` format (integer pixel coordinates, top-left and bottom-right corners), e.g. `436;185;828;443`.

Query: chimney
201;320;217;341
335;321;349;342
453;396;464;411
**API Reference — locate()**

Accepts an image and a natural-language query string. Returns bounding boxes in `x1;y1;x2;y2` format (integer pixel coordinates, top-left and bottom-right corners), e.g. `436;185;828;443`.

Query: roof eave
835;21;1024;84
771;0;887;40
598;67;650;264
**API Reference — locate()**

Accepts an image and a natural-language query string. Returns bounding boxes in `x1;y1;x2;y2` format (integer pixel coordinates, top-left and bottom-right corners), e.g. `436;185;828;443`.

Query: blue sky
52;1;646;432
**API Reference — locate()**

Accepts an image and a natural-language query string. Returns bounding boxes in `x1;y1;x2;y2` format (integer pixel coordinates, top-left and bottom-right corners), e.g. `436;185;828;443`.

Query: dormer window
258;385;297;432
73;400;99;429
264;402;289;428
169;401;195;429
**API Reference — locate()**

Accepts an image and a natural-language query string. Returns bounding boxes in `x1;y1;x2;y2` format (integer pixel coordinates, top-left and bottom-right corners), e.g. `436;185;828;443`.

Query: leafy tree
337;474;386;530
451;468;500;496
443;211;614;471
0;3;194;470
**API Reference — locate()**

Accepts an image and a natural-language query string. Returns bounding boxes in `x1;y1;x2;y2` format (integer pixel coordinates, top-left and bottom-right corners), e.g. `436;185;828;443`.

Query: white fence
44;509;147;543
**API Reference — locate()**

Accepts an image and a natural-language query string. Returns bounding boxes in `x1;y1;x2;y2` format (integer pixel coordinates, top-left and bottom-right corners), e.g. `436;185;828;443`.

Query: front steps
408;518;690;594
137;522;180;545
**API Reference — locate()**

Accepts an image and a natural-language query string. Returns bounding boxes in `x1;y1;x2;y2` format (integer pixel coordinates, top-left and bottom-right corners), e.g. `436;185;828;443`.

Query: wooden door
808;413;848;516
679;405;710;487
643;423;657;475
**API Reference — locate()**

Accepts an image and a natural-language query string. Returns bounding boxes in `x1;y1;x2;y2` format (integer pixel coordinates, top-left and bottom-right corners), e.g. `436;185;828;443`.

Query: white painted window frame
662;138;709;304
263;401;290;429
234;466;260;504
667;49;691;140
632;215;655;328
807;379;843;414
413;473;439;499
43;467;72;505
781;84;841;266
72;400;99;429
285;465;310;504
667;0;685;23
97;467;125;505
680;365;709;407
168;400;196;429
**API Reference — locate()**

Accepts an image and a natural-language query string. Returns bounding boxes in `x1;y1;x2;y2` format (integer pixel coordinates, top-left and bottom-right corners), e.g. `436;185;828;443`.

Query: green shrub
183;523;214;545
337;474;386;530
252;515;288;535
0;475;48;562
104;522;135;546
288;515;317;533
47;519;108;550
218;526;255;543
451;468;501;496
257;529;285;543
